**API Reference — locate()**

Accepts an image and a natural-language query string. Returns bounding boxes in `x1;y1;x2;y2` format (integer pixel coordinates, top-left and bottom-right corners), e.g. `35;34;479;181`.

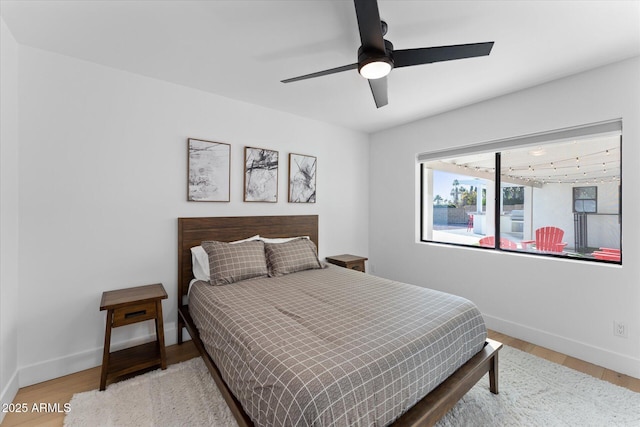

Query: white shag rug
64;346;640;427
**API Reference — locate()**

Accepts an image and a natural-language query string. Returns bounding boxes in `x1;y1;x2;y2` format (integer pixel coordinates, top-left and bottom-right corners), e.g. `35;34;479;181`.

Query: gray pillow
201;240;268;285
265;238;322;277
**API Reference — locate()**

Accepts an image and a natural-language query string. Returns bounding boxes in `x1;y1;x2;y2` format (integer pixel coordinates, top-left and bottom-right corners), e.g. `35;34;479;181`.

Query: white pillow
260;236;309;244
190;246;210;281
191;235;260;281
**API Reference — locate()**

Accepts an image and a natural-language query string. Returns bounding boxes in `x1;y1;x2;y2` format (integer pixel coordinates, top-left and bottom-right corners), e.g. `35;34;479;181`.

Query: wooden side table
99;283;168;390
325;254;368;273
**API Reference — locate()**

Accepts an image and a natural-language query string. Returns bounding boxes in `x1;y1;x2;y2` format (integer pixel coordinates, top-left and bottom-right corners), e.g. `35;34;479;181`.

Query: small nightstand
99;283;168;391
325;254;368;273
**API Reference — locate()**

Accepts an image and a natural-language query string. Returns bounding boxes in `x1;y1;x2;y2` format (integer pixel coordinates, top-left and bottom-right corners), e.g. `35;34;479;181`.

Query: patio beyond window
419;123;622;264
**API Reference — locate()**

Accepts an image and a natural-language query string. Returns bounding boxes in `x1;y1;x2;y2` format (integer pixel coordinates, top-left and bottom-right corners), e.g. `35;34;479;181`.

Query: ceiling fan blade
281;63;358;83
393;42;494;68
354;0;385;52
368;76;388;108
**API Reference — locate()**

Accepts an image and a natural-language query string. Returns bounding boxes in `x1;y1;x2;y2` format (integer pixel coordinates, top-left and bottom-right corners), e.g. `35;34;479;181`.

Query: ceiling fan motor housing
357;39;394;77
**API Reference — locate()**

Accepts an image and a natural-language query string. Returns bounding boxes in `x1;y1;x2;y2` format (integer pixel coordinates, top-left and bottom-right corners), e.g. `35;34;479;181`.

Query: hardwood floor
3;332;638;426
488;330;640;393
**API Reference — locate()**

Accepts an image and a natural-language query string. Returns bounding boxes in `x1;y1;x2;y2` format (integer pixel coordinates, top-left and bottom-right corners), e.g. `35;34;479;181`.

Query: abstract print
244;147;279;202
289;153;316;203
188;138;230;202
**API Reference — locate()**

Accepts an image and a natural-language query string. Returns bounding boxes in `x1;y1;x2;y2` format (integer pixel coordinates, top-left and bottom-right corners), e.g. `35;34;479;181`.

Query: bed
177;215;502;426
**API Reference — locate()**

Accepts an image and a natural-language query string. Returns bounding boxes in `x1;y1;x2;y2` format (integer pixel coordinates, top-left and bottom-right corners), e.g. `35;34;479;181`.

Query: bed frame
177;215;502;426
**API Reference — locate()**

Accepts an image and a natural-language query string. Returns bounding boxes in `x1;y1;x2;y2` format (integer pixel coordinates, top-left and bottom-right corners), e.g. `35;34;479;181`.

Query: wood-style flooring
3;330;639;426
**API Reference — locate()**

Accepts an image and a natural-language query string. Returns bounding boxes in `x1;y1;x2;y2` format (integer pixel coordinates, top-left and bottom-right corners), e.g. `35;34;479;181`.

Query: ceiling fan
281;0;494;108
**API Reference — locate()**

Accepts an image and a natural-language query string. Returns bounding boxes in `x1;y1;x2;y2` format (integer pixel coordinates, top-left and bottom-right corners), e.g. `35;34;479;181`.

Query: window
419;121;622;263
421;152;495;246
573;186;597;213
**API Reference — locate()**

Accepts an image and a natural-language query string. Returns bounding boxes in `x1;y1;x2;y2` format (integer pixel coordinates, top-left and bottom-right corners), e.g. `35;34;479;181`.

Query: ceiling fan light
359;60;392;79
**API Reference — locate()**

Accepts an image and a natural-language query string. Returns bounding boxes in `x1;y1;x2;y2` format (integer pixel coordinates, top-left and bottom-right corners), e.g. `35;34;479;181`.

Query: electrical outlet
613;321;628;338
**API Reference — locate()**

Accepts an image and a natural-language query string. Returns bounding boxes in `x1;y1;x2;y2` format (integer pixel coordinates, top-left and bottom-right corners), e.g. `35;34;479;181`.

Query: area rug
64;345;640;426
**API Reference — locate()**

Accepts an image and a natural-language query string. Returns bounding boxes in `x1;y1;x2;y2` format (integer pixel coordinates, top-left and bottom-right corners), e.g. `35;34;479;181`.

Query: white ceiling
1;0;639;134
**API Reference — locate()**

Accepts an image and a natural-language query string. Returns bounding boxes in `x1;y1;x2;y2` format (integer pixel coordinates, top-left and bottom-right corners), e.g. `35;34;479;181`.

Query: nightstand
325;254;368;273
99;283;168;390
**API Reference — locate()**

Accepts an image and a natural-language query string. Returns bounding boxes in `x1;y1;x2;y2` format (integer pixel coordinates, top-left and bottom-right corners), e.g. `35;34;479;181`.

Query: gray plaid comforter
190;265;486;426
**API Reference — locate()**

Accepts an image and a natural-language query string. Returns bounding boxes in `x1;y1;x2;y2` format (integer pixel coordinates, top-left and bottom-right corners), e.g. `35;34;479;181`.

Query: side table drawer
112;301;157;327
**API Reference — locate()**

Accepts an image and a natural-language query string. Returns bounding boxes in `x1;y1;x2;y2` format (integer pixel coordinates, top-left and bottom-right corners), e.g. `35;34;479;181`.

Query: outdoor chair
592;247;621;261
521;226;567;253
478;236;518;249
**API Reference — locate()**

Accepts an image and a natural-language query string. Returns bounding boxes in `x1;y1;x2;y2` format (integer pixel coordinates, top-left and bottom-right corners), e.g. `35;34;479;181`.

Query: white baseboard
18;322;187;388
0;369;19;424
484;314;640;379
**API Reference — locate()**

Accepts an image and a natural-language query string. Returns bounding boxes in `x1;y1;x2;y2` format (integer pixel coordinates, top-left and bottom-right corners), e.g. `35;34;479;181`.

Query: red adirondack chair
592;247;621;261
478;236;518;249
521;226;567;253
466;214;474;231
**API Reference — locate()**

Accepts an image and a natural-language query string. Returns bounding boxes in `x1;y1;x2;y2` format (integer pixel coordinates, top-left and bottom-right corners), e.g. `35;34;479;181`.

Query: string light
457;146;618;185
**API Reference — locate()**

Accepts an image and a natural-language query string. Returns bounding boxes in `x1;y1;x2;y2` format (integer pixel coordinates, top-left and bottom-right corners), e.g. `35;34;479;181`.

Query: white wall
533;182;620;250
370;57;640;378
0;17;21;421
15;45;370;386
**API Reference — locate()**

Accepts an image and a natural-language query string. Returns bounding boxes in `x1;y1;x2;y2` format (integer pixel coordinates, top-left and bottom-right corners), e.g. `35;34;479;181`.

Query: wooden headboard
177;215;319;304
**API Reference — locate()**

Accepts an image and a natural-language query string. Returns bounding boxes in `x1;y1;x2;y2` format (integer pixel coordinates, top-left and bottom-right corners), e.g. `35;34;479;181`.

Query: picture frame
289;153;317;203
187;138;231;202
244;147;279;202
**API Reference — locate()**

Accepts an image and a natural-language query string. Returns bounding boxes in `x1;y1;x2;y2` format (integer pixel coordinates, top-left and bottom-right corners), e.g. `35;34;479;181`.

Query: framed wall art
244;147;279;202
289;153;317;203
187;138;231;202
